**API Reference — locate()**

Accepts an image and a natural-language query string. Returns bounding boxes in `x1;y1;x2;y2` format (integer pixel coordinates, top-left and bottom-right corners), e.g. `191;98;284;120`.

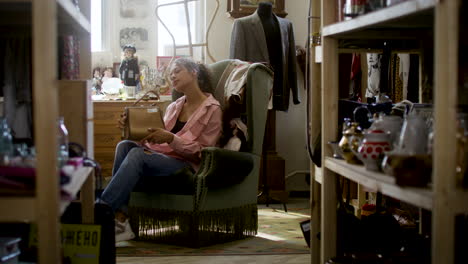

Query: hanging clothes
2;36;33;140
390;54;403;103
366;53;381;100
349;53;362;101
398;54;410;100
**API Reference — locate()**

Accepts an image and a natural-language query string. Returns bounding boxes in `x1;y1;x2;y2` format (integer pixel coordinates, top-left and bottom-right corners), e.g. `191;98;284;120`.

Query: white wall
276;0;310;178
205;1;231;62
206;0;310;178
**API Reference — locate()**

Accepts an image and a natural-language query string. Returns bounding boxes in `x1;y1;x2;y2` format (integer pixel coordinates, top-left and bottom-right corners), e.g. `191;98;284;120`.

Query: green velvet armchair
128;59;273;247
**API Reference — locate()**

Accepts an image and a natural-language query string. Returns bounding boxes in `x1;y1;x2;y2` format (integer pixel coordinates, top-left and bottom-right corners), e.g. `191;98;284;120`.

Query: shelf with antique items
324;157;433;210
313;0;466;263
0;0;92;263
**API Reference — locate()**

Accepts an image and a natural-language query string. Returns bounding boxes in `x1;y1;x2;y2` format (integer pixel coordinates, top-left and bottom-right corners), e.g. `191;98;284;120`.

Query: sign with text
29;224;101;264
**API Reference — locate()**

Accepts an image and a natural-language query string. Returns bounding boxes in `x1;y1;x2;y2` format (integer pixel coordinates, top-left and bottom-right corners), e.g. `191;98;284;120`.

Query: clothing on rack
349;53;362;101
398;53;410;100
2;36;33;140
390;54;403;103
366;53;381;100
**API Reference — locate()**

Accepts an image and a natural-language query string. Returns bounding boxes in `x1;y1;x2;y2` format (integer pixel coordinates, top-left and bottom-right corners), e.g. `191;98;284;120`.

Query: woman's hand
140;128;174;145
117;112;127;129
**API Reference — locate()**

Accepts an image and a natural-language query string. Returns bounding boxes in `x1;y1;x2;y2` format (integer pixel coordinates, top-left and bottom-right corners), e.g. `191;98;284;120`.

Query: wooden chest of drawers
93;100;171;178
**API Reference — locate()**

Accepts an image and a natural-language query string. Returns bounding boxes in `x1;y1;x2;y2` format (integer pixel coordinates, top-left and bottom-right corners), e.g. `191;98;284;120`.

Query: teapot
338;122;363;164
352;129;392;171
369;114;403;148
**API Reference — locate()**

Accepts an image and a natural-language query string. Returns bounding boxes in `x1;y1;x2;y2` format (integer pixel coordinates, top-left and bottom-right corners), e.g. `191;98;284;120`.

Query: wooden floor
117;254;311;264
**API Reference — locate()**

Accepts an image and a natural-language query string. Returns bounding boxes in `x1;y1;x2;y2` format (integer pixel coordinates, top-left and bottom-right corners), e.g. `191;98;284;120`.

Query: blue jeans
100;140;189;212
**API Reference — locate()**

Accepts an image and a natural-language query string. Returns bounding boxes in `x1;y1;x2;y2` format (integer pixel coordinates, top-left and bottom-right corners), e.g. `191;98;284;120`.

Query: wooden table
93;100;171;179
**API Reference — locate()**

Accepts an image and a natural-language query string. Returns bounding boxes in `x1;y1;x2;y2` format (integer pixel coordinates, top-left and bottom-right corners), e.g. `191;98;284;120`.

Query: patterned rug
116;204;311;257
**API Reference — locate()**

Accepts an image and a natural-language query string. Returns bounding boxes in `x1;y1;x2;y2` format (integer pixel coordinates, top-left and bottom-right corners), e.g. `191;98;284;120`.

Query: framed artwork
227;0;287;18
156;56;180;71
120;0;150;18
120;27;149;50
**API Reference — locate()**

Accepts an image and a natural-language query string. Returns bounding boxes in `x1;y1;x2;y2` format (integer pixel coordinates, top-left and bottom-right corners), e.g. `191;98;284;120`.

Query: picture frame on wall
227;0;287;18
156;56;180;71
120;0;150;18
120;27;149;50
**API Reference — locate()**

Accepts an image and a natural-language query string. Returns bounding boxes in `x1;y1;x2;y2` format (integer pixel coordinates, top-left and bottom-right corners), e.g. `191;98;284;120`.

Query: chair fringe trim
128;204;258;247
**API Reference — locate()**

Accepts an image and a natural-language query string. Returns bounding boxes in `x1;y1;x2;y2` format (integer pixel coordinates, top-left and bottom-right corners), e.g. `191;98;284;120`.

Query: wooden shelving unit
311;0;466;263
0;1;92;263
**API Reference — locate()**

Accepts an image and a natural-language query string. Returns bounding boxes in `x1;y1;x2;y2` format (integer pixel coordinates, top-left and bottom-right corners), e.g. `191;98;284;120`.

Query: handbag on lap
123;90;165;141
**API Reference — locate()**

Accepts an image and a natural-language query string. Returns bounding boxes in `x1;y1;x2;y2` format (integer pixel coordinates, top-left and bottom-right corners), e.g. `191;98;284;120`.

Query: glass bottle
57;117;69;167
0;118;13;165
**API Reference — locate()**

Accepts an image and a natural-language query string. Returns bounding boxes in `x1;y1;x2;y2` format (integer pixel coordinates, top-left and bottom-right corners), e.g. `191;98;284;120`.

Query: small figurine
92;67;103;95
101;67;114;83
119;44;139;98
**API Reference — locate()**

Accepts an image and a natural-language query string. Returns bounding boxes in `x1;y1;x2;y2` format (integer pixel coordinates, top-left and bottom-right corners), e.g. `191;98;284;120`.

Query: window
91;0;103;52
156;0;205;61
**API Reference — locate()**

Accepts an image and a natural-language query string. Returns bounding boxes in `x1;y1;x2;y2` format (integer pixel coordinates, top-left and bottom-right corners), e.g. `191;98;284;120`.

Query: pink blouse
144;94;222;171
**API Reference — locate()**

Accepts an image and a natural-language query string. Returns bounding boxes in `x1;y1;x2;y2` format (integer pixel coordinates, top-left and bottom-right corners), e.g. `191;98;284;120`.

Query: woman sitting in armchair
98;57;223;242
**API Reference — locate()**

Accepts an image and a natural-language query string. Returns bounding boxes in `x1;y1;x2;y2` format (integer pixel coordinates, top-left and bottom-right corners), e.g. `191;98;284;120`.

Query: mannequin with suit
229;1;300;111
230;2;299;205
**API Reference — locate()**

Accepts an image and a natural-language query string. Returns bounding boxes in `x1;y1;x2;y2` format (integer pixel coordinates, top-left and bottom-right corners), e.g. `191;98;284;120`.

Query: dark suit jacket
229;11;300;111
